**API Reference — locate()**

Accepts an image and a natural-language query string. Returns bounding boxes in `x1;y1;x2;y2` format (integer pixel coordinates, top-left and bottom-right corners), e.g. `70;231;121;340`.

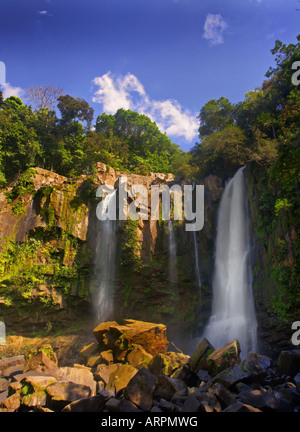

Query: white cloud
1;82;24;99
92;72;198;142
93;72;145;114
203;13;228;46
38;10;48;15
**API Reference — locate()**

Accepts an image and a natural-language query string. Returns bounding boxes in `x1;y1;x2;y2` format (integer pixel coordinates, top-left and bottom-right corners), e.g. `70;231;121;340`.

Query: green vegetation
0;34;299;326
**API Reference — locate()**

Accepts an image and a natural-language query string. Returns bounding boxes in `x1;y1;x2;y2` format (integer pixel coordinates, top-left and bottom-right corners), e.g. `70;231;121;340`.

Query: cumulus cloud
1;82;24;99
203;13;228;46
93;72;145;113
92;72;198;142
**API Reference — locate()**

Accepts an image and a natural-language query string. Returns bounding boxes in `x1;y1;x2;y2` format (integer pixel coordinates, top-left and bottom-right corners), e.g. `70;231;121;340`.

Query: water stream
203;167;257;356
93;190;117;322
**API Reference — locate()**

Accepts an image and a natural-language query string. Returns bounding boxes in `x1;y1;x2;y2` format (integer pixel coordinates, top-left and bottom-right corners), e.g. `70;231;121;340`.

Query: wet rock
189;338;215;373
207;340;241;376
124;367;156;411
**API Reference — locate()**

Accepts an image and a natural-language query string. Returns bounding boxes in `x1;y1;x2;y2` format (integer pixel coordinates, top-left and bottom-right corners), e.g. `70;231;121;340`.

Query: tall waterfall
203;167;257;356
193;230;201;291
168;220;177;287
93;190;117;322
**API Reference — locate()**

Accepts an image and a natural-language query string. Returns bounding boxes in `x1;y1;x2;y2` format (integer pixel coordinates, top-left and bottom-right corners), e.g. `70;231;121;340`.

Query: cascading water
203;167;257;357
92;190;117;322
192;230;201;292
168;220;178;288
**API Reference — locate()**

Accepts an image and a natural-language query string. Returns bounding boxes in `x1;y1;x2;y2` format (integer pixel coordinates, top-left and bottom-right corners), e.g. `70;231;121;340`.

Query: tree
57;95;94;129
26;85;64;111
0;97;41;178
198;97;235;138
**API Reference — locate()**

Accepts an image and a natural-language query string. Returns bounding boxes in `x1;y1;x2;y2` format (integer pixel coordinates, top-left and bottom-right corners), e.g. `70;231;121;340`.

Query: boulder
0;355;25;375
209;382;236;408
124;367;156;411
104;397;121;412
149;352;189;376
189;338;215;373
118;399;144;412
106;365;138;393
99;350;114;365
93;320;169;357
62;395;106;412
93;321;119;346
0;378;9;392
223;402;262;412
294;372;300;391
181;394;201;412
242;351;272;378
46;381;92;411
212;364;249;389
23;345;58;373
94;363;121;385
127;344;153;370
196;392;222;412
0;392;20;412
170;364;200;388
154;375;187;401
51;366;96;395
239;389;279;410
277;349;300;376
213;350;273;389
206;340;241;376
79;342;101;364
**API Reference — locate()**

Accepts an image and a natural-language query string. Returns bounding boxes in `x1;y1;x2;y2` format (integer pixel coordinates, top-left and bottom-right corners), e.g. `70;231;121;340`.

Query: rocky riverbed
0;319;300;412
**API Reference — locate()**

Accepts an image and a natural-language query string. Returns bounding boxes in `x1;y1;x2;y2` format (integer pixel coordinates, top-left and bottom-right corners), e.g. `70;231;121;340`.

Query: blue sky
0;0;299;151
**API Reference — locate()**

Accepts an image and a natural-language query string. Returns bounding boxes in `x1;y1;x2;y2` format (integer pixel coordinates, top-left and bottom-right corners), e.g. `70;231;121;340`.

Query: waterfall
203;167;257;356
93;190;117;322
193;230;201;291
168;220;177;287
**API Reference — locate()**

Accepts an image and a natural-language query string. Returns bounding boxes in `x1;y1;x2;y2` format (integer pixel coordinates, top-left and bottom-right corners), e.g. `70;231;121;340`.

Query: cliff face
245;164;297;358
0;165;223;345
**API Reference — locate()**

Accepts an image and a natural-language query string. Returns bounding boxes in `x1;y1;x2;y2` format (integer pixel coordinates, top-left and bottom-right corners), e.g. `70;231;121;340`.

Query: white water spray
203;167;257;356
193;230;201;291
93;190;117;322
